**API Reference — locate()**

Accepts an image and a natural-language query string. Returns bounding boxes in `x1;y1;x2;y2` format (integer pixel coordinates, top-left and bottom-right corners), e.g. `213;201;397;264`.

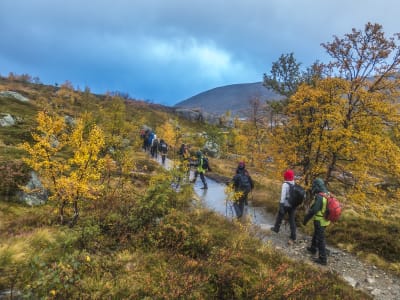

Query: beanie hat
238;161;245;169
284;169;294;181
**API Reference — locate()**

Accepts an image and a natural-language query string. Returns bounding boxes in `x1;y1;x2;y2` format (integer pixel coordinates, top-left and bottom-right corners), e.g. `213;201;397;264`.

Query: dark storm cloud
1;0;399;105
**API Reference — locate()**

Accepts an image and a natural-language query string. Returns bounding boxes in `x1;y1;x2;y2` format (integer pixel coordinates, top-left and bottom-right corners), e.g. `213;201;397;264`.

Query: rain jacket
196;156;206;173
303;178;330;227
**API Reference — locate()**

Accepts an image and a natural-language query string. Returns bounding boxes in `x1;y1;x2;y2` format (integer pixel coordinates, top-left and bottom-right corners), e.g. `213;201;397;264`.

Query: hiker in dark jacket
303;178;330;265
150;136;159;158
270;169;297;244
232;161;254;218
158;139;168;164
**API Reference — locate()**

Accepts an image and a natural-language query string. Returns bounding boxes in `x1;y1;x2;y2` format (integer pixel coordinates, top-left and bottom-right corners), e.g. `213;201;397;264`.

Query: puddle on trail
155;155;275;228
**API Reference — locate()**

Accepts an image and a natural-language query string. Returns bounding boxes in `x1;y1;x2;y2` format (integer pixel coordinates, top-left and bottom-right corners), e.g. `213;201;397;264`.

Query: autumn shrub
327;215;400;275
128;172;188;232
0;203;55;237
0;160;30;200
21;250;93;299
151;209;212;258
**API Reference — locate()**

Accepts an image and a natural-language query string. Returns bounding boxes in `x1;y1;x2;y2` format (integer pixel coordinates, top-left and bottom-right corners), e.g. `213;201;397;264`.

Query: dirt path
206;172;400;300
254;222;400;300
159;157;400;299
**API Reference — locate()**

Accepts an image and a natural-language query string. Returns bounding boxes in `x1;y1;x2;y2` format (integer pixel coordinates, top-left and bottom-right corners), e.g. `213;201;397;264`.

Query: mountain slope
175;82;282;115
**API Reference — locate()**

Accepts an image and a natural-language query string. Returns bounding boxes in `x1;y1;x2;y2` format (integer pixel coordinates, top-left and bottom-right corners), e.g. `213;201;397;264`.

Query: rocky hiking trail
203;172;400;300
159;157;400;299
260;224;400;300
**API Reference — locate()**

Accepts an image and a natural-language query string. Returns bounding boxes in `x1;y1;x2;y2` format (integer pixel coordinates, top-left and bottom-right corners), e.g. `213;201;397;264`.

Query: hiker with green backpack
190;150;210;189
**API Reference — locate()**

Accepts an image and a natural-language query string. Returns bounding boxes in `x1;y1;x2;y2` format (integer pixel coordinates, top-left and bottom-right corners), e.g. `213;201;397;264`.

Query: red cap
284;169;294;181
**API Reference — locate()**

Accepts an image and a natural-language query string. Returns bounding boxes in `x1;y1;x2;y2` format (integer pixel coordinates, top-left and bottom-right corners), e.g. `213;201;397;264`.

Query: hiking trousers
233;192;248;218
272;204;296;240
193;171;207;188
310;220;327;262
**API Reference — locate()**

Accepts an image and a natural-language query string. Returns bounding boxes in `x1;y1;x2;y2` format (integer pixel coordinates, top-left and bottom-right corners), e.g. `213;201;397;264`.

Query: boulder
17;171;48;206
0;90;29;102
0;113;16;127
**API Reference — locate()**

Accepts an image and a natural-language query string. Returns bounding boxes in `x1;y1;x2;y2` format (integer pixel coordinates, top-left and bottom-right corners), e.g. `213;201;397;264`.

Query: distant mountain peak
174;82;281;115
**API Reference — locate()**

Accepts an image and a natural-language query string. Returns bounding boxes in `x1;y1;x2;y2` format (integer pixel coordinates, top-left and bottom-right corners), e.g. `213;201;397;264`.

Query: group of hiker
177;143;211;189
269;169;334;266
231;164;334;266
140;127;336;266
140;128;169;164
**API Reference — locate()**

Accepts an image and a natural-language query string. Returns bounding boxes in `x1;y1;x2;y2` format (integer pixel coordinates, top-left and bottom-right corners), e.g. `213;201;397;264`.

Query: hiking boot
307;247;317;255
288;239;295;245
270;227;279;233
190;180;196;184
313;257;327;266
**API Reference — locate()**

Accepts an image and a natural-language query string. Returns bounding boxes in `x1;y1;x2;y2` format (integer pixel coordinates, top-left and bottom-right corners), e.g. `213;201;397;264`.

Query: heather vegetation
0;78;369;299
1;22;399;299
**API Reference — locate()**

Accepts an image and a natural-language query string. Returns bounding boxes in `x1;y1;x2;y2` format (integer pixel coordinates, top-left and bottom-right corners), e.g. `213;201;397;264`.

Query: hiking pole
250;191;256;220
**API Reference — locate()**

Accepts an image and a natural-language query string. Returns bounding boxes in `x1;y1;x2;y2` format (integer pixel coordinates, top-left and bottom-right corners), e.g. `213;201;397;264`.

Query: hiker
190;150;208;189
303;178;330;265
142;129;151;151
150;136;159;158
158;139;168;164
177;143;189;170
270;169;297;244
146;131;155;153
231;161;254;218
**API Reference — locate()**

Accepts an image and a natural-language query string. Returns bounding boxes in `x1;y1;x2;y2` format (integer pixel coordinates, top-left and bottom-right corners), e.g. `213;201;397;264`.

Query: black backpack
159;142;168;153
287;183;306;207
238;173;252;193
202;157;209;170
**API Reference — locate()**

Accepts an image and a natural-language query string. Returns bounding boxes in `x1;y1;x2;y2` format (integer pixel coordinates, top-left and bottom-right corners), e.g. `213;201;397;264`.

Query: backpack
201;157;209;170
287;183;306;208
159;142;168;153
238;173;252;193
319;192;342;222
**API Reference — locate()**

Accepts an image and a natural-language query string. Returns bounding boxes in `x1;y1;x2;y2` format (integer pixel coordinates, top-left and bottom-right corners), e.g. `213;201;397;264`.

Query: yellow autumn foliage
21;111;106;225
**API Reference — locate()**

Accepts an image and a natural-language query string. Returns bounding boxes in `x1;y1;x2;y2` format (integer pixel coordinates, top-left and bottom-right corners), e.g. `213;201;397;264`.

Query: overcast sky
1;0;399;106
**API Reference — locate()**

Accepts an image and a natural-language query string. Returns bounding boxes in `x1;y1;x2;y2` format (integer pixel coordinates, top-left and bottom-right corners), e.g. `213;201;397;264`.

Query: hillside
1;77;399;299
175;82;283;116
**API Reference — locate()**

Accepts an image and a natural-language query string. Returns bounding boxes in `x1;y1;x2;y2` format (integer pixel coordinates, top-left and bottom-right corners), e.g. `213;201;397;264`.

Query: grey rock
0;114;16;127
343;276;358;288
18;171;48;206
0;90;29;102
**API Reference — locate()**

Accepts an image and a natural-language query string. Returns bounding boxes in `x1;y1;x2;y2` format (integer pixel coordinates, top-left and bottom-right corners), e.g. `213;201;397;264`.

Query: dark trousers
233;192;248;218
273;204;296;240
310;220;327;262
193;171;207;188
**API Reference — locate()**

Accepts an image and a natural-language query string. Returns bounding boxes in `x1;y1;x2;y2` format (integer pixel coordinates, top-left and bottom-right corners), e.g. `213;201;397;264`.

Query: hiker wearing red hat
270;169;297;244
